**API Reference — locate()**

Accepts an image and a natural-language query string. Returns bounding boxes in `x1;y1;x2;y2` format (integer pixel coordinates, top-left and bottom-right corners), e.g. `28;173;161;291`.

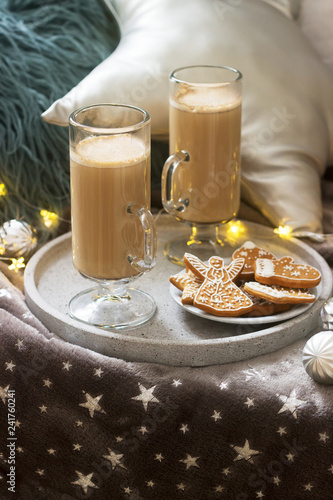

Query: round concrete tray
24;216;332;366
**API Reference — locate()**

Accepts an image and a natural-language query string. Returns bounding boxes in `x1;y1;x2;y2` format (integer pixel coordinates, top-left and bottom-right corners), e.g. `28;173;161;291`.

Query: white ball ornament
0;219;38;258
302;331;333;385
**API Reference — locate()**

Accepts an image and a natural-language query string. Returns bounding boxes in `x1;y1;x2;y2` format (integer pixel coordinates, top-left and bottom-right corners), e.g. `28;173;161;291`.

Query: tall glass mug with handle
69;104;157;329
162;65;242;265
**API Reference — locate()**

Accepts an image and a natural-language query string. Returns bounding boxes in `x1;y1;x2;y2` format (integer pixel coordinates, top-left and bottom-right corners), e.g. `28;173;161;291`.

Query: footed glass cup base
164;223;238;266
69;281;156;330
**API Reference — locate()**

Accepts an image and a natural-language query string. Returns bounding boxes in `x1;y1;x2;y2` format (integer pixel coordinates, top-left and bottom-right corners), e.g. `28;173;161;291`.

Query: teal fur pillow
0;0;119;234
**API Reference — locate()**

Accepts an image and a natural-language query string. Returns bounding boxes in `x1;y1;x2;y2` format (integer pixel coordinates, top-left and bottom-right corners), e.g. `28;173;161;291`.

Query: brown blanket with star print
1;177;333;499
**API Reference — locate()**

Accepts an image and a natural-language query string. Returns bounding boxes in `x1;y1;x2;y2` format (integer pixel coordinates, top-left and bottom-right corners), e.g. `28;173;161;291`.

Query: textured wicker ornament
0;220;37;258
302;331;333;385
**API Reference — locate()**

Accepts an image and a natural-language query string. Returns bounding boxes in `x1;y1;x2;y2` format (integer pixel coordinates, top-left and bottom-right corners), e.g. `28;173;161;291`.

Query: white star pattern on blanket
0;255;332;500
1;346;332;499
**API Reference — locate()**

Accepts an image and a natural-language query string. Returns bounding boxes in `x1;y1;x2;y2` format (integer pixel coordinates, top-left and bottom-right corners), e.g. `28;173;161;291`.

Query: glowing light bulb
0;183;7;197
227;220;246;237
8;257;25;272
274;225;292;237
40;210;59;229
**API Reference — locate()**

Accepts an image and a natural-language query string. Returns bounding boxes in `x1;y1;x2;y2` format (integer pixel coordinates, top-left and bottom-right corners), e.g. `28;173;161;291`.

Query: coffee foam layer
171;86;241;113
71;134;148;167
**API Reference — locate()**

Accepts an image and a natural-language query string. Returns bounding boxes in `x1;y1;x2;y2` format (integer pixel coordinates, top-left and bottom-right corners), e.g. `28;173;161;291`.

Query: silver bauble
302;331;333;385
320;297;333;330
0;219;38;257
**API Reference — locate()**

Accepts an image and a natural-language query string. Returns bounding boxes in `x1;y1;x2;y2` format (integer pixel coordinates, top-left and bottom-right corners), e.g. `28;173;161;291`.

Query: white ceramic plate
170;282;317;325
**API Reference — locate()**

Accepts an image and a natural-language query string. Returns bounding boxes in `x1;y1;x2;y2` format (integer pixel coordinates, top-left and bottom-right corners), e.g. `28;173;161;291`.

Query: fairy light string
0;180;71;272
0;181;70;228
0;181;331;272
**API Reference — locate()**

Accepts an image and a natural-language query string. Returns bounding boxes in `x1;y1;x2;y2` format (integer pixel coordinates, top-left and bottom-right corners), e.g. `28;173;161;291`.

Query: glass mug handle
127;204;157;273
162;150;189;215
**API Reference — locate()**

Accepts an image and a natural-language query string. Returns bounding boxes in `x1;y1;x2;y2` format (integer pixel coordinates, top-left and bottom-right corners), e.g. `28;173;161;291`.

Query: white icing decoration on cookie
256;258;275;277
245;282;313;299
243;241;256;249
246;282;285;297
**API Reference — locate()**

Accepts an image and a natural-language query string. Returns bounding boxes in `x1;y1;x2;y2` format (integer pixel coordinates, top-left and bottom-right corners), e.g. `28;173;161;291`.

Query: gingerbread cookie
238;281;292;317
244;281;316;304
184;253;253;317
169;269;203;305
231;241;276;279
254;257;321;288
170;259;245;305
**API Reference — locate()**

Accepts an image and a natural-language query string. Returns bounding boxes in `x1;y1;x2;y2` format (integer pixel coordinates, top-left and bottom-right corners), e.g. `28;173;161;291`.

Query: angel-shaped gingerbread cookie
184;253;253;317
170;259;245;305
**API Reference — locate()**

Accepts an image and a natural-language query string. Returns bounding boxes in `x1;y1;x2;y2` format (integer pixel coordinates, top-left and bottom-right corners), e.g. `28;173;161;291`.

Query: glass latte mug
69;104;157;329
162;65;242;264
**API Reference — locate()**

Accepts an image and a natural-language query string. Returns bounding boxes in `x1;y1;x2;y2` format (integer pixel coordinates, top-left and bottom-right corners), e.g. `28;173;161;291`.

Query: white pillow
260;0;301;19
42;0;333;235
297;0;333;73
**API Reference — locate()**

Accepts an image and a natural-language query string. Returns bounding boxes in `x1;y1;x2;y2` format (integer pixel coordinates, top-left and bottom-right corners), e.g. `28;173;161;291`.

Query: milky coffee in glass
71;134;150;281
68;104;156;330
164;66;242;225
